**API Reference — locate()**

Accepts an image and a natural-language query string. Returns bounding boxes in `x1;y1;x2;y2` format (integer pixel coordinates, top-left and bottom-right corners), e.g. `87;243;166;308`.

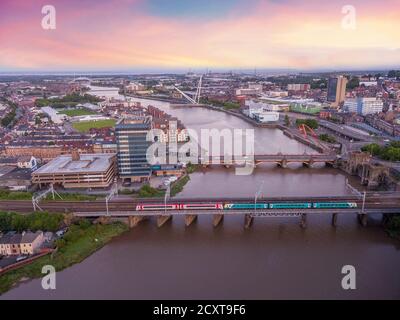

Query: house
20;231;45;255
0;231;44;256
17;155;38;170
0;232;22;256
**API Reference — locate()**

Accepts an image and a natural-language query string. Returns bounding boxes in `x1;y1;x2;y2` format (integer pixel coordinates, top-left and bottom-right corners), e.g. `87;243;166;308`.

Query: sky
0;0;399;72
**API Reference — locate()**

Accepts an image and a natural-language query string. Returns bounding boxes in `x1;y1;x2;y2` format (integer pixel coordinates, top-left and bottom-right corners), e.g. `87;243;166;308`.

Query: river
2;86;399;299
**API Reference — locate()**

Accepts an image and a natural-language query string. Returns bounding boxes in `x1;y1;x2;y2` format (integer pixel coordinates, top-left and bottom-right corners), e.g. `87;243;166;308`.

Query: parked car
122;180;131;187
16;255;28;262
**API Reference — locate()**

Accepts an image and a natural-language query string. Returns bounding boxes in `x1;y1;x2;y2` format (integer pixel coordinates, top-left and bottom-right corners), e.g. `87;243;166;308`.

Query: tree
296;118;319;129
319;134;336;143
0;212;13;231
361;143;382;156
347;77;360;90
388;70;397;78
284;114;290;126
11;214;29;232
388;70;400;79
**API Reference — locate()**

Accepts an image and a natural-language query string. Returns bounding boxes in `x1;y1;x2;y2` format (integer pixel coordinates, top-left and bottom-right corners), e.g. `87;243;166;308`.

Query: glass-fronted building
344;97;383;115
115;116;152;182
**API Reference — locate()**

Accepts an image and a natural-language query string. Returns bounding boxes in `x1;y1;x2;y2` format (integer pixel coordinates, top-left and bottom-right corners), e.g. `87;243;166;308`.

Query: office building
115;116;152;182
344;97;384;115
327;76;348;108
287;84;311;91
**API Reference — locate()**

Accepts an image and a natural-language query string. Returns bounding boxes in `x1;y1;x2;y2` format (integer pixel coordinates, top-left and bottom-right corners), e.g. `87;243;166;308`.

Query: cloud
0;0;399;71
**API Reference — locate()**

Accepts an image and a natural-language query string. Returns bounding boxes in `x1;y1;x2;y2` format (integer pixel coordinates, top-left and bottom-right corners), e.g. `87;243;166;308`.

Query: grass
72;119;116;132
0;222;128;295
221;102;241;110
44;193;99;201
170;175;190;197
0;190;33;200
137;185;165;198
59;108;97;117
186;163;200;174
319;134;336;144
261;99;288;105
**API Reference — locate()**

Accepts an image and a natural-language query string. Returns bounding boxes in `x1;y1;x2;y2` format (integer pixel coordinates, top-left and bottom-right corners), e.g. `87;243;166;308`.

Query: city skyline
1;0;400;72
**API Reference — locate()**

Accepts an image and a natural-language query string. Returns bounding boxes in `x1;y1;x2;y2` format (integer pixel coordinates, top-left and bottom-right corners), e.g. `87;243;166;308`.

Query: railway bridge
201;153;339;168
0;194;398;229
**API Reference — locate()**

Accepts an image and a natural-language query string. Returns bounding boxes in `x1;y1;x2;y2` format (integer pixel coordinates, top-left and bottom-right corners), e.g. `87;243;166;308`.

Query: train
135;202;357;211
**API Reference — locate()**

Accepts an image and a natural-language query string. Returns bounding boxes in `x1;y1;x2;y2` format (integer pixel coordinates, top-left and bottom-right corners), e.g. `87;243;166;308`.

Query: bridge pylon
185;214;197;227
358;213;368;227
300;214;307;229
157;215;172;228
244;214;253;229
331;213;338;227
213;214;223;227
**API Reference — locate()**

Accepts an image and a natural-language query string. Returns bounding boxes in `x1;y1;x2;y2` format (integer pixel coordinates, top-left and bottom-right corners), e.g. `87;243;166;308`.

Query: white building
267;90;289;98
17;155;38;170
360;81;378;87
71;114;111;122
155;129;188;143
344;97;383;115
126;82;146;92
236;88;262;96
41;106;66;124
253;112;280;123
244;100;280;123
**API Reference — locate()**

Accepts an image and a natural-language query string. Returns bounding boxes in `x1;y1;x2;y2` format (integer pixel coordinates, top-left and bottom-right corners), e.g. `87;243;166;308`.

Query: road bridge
319;120;372;142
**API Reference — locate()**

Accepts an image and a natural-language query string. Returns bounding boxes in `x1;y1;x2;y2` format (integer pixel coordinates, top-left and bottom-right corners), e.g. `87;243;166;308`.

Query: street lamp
164;184;171;216
254;180;265;216
362;191;366;213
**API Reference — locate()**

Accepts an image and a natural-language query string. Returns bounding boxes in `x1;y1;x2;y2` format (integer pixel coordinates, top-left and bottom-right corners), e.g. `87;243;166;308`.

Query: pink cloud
0;0;399;70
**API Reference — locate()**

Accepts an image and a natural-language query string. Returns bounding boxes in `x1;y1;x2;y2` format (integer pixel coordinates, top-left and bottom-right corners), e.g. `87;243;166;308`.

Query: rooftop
33;153;115;175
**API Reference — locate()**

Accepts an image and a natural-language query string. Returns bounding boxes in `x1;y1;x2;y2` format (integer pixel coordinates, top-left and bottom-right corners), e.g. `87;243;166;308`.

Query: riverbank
385;215;400;240
183;103;287;129
0;221;128;295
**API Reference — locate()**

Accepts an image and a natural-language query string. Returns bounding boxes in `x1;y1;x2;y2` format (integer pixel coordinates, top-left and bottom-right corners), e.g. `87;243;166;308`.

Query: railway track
0;195;399;214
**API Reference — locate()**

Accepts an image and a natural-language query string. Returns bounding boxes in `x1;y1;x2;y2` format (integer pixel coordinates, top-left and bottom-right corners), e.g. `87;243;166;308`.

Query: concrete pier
381;213;389;225
94;216;111;225
332;213;338;227
185;214;197;227
212;214;223;227
300;214;307;229
358;213;368;227
128;216;146;228
244;214;253;229
157;215;172;228
278;159;288;168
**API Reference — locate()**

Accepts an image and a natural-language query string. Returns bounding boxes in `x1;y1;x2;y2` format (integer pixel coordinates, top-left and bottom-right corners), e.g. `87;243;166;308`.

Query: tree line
362;141;400;162
0;212;64;233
